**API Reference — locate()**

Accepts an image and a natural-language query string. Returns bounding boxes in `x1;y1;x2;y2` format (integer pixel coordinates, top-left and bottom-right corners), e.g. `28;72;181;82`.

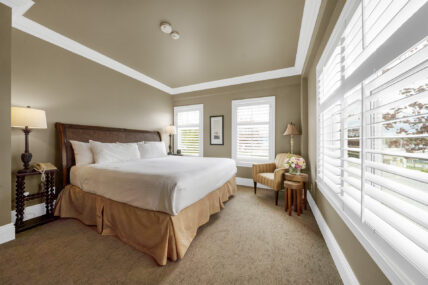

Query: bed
54;123;237;265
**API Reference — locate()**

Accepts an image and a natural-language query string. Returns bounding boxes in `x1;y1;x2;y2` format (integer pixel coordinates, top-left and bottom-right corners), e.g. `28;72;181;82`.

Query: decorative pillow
90;140;140;164
70;140;94;165
137;142;167;159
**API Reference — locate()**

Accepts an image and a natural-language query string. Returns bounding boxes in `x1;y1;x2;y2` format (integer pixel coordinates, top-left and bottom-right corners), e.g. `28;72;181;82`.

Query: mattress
70;156;237;215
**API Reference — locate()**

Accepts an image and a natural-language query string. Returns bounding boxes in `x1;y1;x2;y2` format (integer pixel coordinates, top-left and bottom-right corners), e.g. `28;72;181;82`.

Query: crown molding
295;0;322;73
1;0;321;95
170;67;299;94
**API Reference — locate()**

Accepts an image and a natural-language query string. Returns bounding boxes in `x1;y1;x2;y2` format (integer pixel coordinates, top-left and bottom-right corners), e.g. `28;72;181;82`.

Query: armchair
252;153;302;205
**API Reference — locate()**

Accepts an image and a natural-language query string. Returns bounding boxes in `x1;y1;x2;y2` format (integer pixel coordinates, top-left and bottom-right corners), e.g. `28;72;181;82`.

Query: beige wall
302;0;390;284
173;76;301;178
0;4;11;226
11;29;172;207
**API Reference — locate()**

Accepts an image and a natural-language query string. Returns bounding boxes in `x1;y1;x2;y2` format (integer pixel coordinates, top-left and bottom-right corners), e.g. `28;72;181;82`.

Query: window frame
315;0;428;283
231;96;275;167
173;104;204;157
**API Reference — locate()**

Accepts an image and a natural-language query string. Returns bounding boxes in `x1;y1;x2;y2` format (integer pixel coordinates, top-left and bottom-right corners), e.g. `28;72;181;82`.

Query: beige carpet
0;186;342;285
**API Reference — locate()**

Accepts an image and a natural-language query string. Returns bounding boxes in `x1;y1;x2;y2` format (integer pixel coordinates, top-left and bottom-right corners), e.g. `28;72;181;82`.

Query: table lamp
283;122;299;154
164;125;176;155
11;106;47;172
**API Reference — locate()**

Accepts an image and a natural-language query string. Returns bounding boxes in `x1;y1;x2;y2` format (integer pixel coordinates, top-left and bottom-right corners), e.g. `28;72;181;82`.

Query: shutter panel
235;103;271;162
174;106;202;156
317;0;428;278
362;42;428;277
319;102;342;193
177;127;200;156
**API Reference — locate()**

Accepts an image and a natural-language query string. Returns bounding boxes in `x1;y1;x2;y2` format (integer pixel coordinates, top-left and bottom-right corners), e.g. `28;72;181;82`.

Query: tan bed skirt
54;176;237;265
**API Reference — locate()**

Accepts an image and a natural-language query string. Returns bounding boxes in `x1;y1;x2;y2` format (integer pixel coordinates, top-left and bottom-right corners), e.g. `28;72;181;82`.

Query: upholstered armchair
252;153;302;205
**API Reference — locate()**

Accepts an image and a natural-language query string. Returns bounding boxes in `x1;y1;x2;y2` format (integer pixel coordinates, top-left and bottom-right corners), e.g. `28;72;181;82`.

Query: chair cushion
258;172;274;180
256;173;275;189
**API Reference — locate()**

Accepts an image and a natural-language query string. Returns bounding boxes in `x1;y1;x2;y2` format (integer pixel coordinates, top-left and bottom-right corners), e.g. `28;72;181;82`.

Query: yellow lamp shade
283;123;299;136
164;125;176;135
11;106;47;129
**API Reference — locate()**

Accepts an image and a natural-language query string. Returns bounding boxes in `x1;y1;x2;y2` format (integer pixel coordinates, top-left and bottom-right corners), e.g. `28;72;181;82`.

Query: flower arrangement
285;156;306;174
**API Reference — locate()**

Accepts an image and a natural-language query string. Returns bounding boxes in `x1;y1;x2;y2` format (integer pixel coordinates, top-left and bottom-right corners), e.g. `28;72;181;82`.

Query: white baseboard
307;193;359;285
0;223;15;245
11;202;47;224
236;177;270;189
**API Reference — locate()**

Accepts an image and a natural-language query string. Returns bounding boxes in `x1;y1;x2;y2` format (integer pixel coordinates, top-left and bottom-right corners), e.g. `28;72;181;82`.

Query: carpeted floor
0;186;342;285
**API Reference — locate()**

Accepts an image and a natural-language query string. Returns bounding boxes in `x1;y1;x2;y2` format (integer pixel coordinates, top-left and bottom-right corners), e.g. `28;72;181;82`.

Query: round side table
285;173;308;210
284;180;304;216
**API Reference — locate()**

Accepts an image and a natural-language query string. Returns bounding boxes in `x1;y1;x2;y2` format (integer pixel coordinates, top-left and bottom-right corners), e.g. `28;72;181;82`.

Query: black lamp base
20;152;33;172
19;127;33;172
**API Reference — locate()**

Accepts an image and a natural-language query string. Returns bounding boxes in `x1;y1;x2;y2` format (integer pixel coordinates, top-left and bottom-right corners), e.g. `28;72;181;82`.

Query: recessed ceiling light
160;22;172;34
170;31;180;40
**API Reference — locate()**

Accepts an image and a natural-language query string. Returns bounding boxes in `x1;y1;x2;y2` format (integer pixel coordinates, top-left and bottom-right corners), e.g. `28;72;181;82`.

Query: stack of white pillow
70;140;167;166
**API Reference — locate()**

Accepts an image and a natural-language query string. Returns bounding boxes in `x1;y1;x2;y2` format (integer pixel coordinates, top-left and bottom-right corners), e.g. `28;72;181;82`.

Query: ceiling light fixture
160;22;172;34
170;31;180;40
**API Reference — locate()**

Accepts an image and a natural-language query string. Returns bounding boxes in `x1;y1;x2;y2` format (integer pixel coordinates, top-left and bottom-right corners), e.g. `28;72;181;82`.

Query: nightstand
15;169;57;233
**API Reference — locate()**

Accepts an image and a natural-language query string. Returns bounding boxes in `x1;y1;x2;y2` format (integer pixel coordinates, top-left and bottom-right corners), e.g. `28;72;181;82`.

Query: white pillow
137;142;167;159
90;140;140;164
70;140;94;165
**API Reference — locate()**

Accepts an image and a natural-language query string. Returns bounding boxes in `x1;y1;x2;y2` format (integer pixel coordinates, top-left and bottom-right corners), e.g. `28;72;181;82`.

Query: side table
15;169;57;233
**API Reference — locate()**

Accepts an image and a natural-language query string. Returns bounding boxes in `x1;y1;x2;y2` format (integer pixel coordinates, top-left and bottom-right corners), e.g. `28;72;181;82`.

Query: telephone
34;162;57;172
33;163;57;182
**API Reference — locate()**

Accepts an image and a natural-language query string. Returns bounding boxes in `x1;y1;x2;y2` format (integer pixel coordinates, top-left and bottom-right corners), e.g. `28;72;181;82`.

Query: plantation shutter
316;0;428;280
362;45;428;274
232;96;275;166
174;105;203;156
319;101;342;194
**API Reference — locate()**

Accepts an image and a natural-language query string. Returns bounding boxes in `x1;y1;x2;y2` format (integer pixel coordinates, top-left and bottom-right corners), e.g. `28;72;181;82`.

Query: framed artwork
210;115;224;145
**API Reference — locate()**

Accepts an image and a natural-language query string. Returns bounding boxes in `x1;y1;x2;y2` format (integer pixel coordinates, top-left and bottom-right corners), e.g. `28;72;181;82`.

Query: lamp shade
283;123;299;136
164;125;176;135
11;106;47;129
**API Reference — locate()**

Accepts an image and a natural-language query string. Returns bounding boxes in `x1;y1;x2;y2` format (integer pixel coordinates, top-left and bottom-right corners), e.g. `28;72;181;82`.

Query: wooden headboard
56;122;162;189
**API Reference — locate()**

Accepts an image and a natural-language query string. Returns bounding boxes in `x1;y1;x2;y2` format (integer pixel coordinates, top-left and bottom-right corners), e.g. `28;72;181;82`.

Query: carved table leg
15;176;25;228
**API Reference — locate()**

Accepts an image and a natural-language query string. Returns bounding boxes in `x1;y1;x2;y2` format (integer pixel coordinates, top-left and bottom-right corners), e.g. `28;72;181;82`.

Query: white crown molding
171;67;299;94
295;0;322;73
1;0;321;95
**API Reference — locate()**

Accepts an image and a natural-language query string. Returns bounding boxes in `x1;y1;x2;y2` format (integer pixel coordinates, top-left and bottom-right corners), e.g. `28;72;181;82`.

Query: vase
289;167;300;175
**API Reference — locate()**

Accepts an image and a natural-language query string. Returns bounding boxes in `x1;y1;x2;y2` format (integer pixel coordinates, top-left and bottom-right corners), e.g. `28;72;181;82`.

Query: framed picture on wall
210;115;224;145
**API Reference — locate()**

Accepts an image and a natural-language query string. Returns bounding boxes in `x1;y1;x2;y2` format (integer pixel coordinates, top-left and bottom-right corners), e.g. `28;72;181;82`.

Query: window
174;104;203;156
317;0;428;282
232;96;275;166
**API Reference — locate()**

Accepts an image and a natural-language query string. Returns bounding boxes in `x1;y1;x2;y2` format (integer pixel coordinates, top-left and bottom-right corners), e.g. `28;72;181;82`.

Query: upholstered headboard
56;122;162;189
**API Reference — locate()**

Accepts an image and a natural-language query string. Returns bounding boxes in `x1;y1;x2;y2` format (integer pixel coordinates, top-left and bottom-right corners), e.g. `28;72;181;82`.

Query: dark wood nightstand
15;169;57;233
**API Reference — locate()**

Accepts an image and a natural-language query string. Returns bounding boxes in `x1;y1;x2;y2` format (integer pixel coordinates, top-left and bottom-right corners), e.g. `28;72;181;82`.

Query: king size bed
54;123;237;265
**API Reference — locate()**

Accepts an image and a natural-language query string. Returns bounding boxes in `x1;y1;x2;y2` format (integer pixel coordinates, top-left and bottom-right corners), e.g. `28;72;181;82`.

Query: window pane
177;127;200;156
237;104;270;123
236;124;269;161
232;97;274;164
177;110;199;126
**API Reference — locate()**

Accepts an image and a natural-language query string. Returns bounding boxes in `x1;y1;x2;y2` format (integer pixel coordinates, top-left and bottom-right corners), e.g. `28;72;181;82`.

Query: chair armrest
274;168;287;187
252;162;276;180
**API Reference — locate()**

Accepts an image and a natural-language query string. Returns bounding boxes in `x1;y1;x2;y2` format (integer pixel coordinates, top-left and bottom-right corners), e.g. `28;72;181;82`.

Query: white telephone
33;163;57;182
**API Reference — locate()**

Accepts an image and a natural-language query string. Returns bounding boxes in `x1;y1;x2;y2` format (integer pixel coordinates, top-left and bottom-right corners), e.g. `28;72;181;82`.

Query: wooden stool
284;180;303;216
285;173;308;210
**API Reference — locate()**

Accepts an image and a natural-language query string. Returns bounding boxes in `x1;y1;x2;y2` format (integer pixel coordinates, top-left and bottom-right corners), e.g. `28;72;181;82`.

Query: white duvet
70;156;237;215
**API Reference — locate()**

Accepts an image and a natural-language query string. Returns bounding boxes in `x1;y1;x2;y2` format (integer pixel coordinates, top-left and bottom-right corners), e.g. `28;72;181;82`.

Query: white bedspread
70;156;237;215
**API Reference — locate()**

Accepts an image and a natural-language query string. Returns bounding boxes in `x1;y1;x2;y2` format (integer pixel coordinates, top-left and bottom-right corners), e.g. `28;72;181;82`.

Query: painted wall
172;76;302;178
0;4;11;226
10;29;172;207
302;0;390;284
